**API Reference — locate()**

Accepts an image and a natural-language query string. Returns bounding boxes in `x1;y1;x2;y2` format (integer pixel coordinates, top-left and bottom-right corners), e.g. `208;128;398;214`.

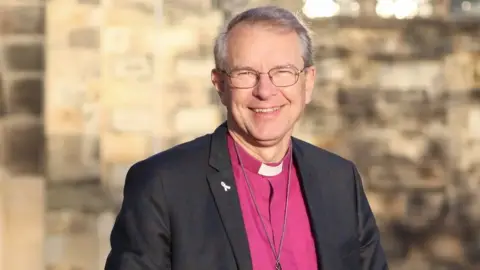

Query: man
105;5;388;270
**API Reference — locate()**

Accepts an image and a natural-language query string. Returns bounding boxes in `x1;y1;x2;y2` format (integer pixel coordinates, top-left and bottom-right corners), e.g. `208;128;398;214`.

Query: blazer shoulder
293;137;354;169
122;134;212;195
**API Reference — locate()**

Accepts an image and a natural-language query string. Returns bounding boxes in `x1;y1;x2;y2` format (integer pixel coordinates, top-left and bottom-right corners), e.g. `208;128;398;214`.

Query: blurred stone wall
302;16;480;269
1;0;480;269
0;0;45;269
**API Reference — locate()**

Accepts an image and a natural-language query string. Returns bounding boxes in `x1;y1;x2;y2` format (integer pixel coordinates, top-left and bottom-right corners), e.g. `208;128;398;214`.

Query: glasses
217;65;308;89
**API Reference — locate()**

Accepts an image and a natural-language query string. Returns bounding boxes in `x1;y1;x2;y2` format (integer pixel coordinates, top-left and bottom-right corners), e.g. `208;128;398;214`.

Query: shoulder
140;134;211;170
123;134;212;191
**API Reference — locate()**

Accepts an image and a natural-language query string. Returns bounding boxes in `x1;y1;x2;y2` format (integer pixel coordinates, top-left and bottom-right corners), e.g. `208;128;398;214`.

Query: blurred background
0;0;479;269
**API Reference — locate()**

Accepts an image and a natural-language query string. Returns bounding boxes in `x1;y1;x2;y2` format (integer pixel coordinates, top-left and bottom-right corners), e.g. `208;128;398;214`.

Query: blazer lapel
292;139;337;269
206;123;252;270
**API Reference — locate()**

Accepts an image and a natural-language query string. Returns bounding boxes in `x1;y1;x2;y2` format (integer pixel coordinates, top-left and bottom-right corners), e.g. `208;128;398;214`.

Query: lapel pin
220;181;231;192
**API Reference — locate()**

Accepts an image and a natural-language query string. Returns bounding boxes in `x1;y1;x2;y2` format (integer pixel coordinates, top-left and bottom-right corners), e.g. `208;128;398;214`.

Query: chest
232;165;319;270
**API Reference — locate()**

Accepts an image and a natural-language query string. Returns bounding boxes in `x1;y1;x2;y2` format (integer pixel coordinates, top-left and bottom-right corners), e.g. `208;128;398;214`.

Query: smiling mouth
250;106;283;113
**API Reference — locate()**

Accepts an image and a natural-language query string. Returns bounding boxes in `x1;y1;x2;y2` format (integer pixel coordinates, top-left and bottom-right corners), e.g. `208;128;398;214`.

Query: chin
247;129;290;146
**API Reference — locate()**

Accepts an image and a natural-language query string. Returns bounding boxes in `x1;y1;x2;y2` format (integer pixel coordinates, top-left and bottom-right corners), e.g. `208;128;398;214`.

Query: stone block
173;106;221;134
45;106;85;135
197;11;225;43
1;115;43;175
83;102;101;136
471;88;480;102
7;77;43;116
47;180;115;213
45;50;101;83
46;3;103;48
337;88;379;124
187;86;218;108
103;25;157;54
316;58;348;82
101;133;149;163
469;108;480;139
108;54;154;82
175;58;214;79
444;52;476;91
110;108;153;133
104;6;156;26
112;0;157;15
0;6;45;35
453;34;480;52
403;190;447;232
78;0;100;5
102;27;132;54
401;24;450;57
3;176;45;270
100;81;154;108
376;61;443;90
159;27;200;55
45;211;99;270
426;233;465;265
68;27;100;49
46;134;100;183
4;43;44;72
3;0;45;4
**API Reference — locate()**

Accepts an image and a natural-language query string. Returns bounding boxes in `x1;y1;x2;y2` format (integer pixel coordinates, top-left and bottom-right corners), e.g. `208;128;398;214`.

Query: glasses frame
216;65;310;89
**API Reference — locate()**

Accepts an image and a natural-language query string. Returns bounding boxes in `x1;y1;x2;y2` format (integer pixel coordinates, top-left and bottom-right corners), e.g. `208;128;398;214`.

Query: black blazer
105;123;388;270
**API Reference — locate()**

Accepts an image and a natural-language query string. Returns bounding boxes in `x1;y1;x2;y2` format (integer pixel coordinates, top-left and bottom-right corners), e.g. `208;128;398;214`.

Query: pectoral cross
275;261;282;270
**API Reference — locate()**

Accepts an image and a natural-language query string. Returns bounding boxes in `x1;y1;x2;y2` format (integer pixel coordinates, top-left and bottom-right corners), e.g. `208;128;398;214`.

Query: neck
227;127;291;164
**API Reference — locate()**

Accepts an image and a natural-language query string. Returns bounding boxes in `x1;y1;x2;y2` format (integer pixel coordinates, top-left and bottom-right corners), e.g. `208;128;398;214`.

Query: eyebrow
229;63;299;71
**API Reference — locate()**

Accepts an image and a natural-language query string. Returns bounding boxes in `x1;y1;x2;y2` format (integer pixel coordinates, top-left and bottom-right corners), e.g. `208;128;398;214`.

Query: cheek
282;89;304;105
230;91;251;107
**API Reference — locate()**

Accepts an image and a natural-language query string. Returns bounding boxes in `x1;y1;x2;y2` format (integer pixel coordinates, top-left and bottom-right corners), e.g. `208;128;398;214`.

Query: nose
252;73;278;100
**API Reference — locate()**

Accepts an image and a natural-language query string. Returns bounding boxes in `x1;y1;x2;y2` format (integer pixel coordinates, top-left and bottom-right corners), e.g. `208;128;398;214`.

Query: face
211;23;316;147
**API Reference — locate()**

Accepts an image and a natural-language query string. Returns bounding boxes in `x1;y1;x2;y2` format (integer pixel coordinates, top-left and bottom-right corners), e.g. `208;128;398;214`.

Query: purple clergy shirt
227;134;318;270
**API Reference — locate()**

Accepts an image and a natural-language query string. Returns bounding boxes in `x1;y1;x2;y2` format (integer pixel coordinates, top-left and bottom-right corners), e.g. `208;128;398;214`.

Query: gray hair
213;5;314;70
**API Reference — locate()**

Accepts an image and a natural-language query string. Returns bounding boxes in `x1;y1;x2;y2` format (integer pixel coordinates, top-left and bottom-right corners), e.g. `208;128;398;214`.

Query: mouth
250;106;283;113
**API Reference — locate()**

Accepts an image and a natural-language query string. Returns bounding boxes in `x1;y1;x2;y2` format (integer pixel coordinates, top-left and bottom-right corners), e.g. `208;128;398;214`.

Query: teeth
253;107;280;113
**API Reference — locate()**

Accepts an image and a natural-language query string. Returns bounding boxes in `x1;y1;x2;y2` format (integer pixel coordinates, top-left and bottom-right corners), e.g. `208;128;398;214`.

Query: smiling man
105;5;388;270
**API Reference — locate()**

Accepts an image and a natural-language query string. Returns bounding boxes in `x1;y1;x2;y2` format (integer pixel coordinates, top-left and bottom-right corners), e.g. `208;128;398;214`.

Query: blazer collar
206;122;252;270
291;138;335;267
208;122;231;171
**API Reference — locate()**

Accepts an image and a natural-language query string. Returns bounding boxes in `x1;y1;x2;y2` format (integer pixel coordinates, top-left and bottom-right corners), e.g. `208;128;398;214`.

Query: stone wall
1;0;480;269
0;0;45;269
304;16;480;269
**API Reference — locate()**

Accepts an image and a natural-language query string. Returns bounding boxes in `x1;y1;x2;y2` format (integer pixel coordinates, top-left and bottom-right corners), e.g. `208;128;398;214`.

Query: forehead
225;23;303;69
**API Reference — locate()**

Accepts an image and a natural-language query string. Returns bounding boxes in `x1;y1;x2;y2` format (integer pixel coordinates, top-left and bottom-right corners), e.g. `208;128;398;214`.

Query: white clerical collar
258;162;283;177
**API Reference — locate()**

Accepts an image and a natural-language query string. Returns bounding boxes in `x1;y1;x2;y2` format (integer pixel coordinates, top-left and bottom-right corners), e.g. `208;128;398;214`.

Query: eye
272;69;295;75
233;70;255;76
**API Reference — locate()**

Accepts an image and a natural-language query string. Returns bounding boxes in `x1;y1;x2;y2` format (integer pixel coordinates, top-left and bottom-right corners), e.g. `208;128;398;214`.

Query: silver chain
233;142;292;270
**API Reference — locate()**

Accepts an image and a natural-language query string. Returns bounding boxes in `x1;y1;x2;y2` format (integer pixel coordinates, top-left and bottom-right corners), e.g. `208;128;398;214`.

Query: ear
211;69;225;93
304;66;316;105
211;69;229;106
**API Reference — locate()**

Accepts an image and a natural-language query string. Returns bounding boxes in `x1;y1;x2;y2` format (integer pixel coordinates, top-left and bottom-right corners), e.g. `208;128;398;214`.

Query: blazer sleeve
352;163;389;270
104;161;171;270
